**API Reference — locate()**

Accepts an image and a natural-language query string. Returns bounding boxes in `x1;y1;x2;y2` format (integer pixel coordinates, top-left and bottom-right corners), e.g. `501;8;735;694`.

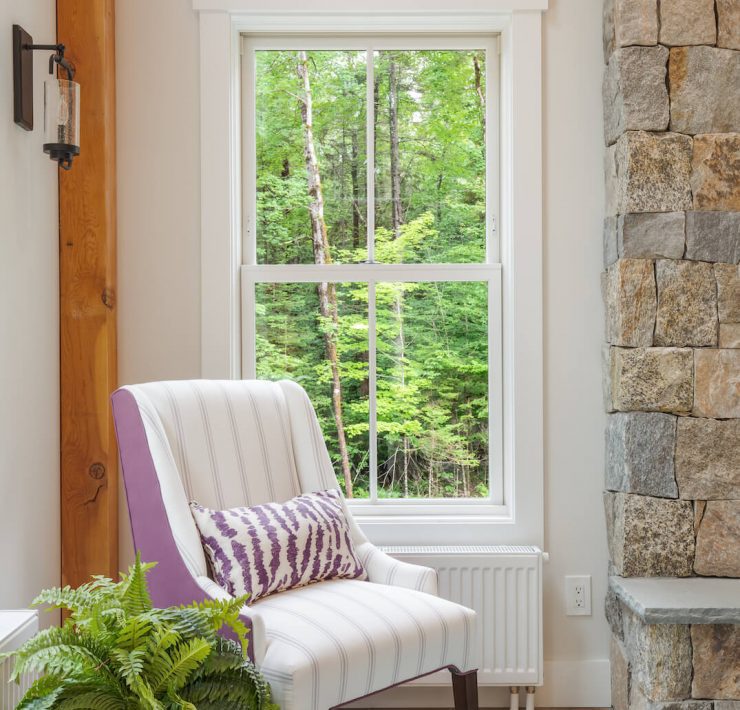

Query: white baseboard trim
346;659;611;708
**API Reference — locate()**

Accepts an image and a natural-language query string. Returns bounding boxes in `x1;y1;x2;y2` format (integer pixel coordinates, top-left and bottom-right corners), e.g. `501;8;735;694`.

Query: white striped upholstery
254;579;476;710
121;380;478;709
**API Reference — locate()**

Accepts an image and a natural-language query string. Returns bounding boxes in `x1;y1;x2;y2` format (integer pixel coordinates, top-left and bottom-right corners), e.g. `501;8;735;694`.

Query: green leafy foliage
4;555;278;710
254;49;490;500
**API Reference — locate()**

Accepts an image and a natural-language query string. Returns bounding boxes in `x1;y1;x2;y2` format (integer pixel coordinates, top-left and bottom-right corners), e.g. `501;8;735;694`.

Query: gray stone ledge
610;575;740;624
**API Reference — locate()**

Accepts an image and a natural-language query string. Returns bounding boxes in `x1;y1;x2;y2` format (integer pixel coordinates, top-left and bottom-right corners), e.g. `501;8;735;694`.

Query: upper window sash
241;35;500;268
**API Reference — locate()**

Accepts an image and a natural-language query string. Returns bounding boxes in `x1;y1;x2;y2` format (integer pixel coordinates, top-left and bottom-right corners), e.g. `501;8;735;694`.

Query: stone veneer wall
601;0;740;707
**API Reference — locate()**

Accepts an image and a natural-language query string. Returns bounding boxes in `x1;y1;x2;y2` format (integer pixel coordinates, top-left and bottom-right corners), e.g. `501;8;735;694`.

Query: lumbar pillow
190;489;367;603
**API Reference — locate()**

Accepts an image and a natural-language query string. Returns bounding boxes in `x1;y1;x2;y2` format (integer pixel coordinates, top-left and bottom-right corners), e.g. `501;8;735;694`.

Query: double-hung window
241;34;502;517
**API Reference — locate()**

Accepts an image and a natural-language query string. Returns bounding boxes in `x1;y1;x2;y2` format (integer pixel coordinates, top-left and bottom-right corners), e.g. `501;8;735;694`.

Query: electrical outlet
565;575;592;616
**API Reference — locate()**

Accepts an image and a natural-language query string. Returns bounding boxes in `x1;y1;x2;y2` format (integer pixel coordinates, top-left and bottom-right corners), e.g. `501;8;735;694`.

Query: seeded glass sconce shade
43;77;80;169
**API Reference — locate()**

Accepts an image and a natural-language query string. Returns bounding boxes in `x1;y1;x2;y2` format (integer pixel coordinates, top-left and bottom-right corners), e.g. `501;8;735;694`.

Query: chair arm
356;543;438;595
195;576;267;665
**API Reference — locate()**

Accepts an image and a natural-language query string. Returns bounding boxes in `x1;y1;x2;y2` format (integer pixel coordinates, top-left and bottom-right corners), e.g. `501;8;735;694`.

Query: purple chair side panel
111;388;254;659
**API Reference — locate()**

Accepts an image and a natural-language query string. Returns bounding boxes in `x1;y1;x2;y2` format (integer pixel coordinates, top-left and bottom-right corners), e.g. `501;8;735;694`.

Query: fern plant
2;555;278;709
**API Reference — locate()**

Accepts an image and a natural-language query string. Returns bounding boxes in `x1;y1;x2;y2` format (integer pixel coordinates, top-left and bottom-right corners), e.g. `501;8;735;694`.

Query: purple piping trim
330;665;477;708
111;388;255;661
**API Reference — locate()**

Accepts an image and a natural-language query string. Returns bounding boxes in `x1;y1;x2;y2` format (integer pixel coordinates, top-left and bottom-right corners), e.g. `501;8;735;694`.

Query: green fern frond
10;556;275;709
119;553;155;615
182;594;250;656
147;625;180;655
55;692;127;710
116;615;154;650
13;641;106;682
151;637;212;694
164;686;198;710
151;607;216;644
15;675;65;707
15;689;64;710
196;636;244;675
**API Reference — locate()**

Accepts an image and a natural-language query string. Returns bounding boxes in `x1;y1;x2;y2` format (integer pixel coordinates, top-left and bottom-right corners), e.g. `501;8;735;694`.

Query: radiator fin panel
381;546;542;685
0;611;39;709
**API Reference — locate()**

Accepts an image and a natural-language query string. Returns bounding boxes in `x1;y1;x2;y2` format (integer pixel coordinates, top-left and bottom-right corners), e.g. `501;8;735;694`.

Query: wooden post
58;0;118;588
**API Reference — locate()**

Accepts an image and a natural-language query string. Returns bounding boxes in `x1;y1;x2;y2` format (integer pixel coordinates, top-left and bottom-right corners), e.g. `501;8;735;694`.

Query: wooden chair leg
451;669;479;710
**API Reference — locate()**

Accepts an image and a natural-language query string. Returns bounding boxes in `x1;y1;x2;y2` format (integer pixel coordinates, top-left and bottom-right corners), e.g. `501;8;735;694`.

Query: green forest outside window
241;36;503;510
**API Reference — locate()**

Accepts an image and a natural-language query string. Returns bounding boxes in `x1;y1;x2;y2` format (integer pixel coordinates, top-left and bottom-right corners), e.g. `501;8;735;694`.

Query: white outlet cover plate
565;575;592;616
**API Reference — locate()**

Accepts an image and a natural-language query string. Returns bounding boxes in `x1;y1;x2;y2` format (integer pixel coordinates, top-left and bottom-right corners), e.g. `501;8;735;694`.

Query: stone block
622;606;692;700
720;323;740;347
606;584;625;640
716;703;740;710
655;260;718;347
669;47;740;135
676;418;740;500
692;134;740;211
685;211;740;264
604;216;619;267
604;0;616;58
693;349;740;418
691;624;740;699
604;344;616;412
619;212;686;260
611;635;630;710
631;687;713;710
609;347;693;412
604;492;695;577
604;0;659;59
717;0;740;50
606;412;677;498
659;0;716;46
604;259;657;346
604;46;669;145
695;500;740;577
606;132;692;215
641;703;714;710
715;263;740;322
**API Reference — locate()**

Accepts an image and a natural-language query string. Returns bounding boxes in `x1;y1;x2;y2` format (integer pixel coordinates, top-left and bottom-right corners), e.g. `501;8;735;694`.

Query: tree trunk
388;58;404;239
347;53;362;250
473;54;486;131
350;127;361;249
388;57;410;496
296;51;354;498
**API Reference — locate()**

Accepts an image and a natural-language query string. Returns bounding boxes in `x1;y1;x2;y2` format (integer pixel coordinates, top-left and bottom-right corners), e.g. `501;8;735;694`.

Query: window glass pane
376;281;489;498
255;282;370;499
374;50;487;264
255;50;367;264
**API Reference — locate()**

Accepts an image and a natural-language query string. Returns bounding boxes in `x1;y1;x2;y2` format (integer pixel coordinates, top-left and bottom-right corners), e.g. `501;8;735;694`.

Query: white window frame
196;1;546;547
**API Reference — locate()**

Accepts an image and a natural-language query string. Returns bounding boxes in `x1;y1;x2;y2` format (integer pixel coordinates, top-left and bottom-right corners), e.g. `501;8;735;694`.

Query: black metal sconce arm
23;42;75;80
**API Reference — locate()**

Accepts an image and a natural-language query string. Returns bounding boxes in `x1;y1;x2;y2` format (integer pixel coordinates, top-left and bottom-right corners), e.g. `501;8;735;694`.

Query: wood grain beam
58;0;118;587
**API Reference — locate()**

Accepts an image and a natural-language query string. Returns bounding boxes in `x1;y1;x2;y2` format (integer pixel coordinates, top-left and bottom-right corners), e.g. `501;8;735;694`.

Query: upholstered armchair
112;379;479;710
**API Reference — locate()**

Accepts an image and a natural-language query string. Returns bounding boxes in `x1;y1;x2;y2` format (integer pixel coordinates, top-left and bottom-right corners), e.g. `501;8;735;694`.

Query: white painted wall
541;0;609;690
0;0;60;619
116;0;609;704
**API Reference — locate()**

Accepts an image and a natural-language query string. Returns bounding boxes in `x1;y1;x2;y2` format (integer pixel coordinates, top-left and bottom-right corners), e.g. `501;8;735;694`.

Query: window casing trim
197;7;544;547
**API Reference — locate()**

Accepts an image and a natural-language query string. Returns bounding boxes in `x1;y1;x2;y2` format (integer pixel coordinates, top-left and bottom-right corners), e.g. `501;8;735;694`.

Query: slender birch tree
296;51;354;497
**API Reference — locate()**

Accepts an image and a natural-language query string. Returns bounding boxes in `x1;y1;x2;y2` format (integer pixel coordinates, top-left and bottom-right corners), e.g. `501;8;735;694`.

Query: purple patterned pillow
190;489;367;603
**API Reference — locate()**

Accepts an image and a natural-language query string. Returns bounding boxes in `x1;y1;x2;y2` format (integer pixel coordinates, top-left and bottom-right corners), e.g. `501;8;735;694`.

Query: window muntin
242;35;501;512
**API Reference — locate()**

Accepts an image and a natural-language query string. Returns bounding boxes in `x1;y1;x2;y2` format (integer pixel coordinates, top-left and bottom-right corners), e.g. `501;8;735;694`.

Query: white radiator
0;610;39;709
381;545;543;687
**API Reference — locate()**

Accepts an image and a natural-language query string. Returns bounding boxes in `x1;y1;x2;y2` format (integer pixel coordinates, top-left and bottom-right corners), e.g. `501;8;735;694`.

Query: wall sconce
12;24;80;170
